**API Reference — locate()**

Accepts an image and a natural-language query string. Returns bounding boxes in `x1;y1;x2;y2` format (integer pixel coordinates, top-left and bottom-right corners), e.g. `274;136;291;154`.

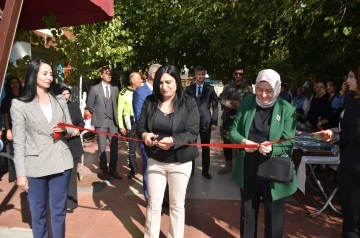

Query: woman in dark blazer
323;66;360;237
137;65;199;238
230;69;297;238
56;83;85;212
11;59;74;238
305;81;330;131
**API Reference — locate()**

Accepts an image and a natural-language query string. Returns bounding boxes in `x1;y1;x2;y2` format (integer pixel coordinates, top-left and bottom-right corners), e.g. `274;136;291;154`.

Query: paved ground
0;124;342;237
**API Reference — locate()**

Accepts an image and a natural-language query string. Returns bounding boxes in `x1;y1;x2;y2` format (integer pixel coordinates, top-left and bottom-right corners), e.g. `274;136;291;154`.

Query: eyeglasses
234;72;243;76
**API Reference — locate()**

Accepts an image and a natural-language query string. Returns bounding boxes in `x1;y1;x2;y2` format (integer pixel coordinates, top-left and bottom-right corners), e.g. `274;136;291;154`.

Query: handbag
257;156;294;184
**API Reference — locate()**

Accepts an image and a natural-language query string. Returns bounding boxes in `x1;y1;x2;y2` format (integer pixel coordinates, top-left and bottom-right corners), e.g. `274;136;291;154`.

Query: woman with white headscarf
230;69;297;238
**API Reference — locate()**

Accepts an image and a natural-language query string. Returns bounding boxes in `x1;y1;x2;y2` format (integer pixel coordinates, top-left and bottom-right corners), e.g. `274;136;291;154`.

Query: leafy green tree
51;15;134;81
8;0;360;87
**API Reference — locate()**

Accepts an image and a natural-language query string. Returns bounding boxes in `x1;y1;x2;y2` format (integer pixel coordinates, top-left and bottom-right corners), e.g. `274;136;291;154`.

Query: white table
297;155;341;217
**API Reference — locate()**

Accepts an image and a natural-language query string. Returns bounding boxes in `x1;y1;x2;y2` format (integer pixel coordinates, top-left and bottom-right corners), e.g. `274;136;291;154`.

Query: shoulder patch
120;88;128;96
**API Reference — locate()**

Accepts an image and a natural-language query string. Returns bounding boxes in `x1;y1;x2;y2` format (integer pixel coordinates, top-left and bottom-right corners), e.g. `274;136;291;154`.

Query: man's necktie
105;86;110;99
197;86;202;98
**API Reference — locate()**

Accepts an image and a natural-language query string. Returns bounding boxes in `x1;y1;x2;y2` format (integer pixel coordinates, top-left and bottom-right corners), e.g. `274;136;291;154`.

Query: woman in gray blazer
11;59;74;238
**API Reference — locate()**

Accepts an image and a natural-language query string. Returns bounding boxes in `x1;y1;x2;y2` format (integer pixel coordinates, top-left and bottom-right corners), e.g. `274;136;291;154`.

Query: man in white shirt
87;66;121;180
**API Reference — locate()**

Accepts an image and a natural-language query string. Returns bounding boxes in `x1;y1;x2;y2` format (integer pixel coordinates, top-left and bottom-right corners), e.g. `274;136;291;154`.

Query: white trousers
144;158;192;238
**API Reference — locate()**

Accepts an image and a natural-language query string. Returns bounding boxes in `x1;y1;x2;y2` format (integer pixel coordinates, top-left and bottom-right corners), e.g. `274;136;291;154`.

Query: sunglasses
234;72;243;76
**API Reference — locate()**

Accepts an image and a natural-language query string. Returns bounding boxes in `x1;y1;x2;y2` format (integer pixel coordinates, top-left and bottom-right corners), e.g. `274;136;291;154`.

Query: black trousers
338;162;360;238
192;130;211;174
222;119;234;161
127;123;138;173
223;137;232;161
240;179;285;238
7;142;17;182
67;157;80;209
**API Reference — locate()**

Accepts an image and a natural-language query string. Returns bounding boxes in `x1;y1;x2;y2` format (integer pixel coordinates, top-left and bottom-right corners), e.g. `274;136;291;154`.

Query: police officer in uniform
117;72;143;179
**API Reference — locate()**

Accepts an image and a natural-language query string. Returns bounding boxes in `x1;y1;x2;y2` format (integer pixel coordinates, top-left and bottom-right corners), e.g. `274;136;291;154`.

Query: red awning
0;0;115;93
0;0;114;30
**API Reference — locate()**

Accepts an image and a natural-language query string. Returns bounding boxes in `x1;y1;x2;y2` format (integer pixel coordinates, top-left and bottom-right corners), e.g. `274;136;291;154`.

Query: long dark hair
153;64;183;102
19;58;56;102
347;65;360;99
4;75;22;98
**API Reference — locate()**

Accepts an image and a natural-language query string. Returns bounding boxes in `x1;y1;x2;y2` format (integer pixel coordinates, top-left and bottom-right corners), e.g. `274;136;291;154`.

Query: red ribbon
57;122;322;149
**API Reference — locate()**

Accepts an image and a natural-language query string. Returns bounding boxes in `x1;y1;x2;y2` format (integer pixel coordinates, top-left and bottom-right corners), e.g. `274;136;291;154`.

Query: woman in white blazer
11;58;74;238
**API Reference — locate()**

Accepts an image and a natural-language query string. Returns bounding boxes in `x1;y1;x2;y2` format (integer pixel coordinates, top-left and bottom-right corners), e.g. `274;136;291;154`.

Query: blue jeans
27;170;71;238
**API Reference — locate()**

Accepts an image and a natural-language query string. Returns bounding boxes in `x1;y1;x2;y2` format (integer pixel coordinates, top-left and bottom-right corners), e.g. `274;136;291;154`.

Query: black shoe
127;171;136;179
109;171;123;180
99;169;109;180
66;208;75;213
202;172;212;179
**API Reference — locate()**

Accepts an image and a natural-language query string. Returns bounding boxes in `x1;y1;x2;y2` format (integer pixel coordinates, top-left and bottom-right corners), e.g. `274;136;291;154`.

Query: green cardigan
229;95;297;201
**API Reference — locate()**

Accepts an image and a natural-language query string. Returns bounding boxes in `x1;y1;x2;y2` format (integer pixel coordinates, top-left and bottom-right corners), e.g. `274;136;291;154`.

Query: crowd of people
0;58;359;237
296;80;348;132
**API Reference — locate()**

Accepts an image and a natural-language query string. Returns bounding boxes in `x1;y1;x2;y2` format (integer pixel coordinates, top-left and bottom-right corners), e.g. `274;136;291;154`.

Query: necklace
160;107;170;116
159;103;172;116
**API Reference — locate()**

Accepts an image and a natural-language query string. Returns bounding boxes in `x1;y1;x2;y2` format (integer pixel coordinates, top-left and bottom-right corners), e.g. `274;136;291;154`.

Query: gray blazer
87;82;119;127
11;95;74;178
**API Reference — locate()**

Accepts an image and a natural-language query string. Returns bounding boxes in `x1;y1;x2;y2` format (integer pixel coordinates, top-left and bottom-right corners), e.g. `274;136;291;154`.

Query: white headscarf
255;69;282;108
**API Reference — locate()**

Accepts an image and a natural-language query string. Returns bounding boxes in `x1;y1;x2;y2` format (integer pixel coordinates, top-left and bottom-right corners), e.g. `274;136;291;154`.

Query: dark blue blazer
133;83;152;122
184;83;219;132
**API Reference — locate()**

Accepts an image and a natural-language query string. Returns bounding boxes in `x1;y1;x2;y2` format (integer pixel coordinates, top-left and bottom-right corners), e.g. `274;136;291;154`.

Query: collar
127;86;135;92
196;83;204;88
101;81;110;88
146;81;153;91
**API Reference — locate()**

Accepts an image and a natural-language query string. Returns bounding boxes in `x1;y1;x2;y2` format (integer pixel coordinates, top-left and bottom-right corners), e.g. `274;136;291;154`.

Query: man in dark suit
185;65;218;179
87;66;121;180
